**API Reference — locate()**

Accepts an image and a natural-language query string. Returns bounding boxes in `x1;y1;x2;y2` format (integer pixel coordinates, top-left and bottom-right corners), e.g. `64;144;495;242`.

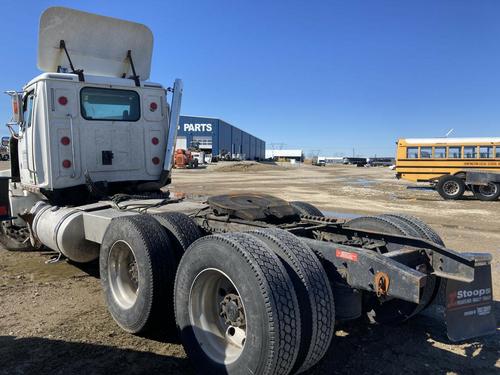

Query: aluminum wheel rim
189;268;247;365
443;181;460;196
108;240;139;309
478;183;498;197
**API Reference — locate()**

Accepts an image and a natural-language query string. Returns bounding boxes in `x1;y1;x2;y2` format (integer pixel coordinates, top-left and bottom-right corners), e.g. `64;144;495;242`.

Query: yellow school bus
396;137;500;201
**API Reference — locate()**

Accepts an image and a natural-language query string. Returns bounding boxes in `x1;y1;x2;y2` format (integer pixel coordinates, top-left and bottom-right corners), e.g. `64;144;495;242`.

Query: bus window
407;147;418;159
434;147;446;158
479;146;493;158
496;147;500;158
464;146;477;159
448;146;461;158
420;147;432;158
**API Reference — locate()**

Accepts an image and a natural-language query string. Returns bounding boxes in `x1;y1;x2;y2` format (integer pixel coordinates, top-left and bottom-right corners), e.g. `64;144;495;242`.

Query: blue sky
1;1;499;156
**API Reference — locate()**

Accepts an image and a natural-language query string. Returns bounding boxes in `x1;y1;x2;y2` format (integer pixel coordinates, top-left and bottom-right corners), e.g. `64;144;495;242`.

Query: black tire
381;213;444;246
175;232;301;375
0;222;33;251
436;175;465;200
290;201;324;217
344;215;437;324
344;215;406;235
100;215;177;334
472;182;500;201
376;215;421;237
380;214;447;316
247;228;334;373
193;159;199;168
153;212;203;262
344;215;407;252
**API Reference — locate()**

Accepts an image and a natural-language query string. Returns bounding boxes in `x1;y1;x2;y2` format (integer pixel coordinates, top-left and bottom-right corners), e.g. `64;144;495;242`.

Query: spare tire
175;232;302;375
100;215;177;334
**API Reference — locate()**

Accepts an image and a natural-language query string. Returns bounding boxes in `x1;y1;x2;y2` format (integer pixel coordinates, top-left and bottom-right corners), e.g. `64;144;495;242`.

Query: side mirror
11;93;23;123
5;91;23;124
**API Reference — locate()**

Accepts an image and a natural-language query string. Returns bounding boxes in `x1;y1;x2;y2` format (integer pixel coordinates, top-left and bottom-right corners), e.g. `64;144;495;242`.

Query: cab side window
23;94;35;128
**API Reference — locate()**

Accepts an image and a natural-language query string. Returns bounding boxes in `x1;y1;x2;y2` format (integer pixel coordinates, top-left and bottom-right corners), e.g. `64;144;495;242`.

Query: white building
265;149;303;162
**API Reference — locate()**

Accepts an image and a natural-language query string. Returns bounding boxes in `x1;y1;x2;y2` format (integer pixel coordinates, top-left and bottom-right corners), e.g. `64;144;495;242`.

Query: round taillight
152;157;160;165
58;96;68;106
61;136;71;146
62;159;72;168
149;102;158;112
152;137;159;145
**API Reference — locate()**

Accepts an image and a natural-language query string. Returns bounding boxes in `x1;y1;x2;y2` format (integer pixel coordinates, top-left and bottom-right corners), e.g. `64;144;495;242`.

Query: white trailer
0;7;495;375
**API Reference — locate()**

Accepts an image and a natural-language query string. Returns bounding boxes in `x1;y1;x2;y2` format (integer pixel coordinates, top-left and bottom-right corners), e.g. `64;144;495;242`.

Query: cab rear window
80;87;140;121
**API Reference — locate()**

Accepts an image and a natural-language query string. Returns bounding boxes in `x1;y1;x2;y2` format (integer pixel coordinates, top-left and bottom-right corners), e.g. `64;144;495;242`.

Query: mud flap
445;264;496;342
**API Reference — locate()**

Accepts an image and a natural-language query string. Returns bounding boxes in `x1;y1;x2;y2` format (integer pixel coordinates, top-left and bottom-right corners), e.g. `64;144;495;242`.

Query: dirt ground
0;161;498;374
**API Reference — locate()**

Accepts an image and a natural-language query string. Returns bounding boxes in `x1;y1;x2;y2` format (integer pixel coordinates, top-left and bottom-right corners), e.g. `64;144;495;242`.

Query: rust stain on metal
375;271;390;297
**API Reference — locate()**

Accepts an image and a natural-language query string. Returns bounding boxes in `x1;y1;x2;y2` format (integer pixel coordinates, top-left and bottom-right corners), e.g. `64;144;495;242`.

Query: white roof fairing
401;137;500;145
38;7;153;80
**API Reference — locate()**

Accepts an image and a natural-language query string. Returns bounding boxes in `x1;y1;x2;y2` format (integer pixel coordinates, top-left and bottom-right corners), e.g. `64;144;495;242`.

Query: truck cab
4;7;182;212
0;8;495;375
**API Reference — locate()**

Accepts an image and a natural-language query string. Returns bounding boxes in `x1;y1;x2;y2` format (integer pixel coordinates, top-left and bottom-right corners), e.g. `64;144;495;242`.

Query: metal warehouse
177;116;265;160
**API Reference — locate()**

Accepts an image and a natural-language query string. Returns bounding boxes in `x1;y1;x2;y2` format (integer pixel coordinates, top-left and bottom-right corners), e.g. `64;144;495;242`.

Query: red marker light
152;137;159;145
152;157;160;165
58;96;68;106
62;159;72;168
149;102;158;111
61;136;71;146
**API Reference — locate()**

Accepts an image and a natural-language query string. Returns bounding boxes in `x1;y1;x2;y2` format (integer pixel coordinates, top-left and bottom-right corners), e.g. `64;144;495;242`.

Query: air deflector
38;7;153;80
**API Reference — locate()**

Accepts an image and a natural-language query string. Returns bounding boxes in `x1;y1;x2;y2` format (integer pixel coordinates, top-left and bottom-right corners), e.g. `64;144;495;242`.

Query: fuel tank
31;201;99;263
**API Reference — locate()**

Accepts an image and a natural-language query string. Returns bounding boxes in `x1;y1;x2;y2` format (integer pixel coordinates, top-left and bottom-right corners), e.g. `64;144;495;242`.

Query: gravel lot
0;162;498;374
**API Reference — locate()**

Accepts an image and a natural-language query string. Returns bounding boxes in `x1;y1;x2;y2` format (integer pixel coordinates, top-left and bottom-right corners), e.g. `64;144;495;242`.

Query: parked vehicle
396;138;500;200
312;156;326;166
0;8;495;375
366;157;395;167
174;148;199;168
342;157;368;166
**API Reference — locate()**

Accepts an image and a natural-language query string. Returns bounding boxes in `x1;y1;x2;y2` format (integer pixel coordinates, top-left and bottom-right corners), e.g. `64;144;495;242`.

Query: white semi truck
0;7;495;375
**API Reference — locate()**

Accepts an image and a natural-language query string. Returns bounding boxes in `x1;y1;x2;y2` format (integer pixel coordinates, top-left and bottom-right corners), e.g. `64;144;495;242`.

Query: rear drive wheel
100;215;177;334
381;213;444;246
345;215;438;324
175;233;301;375
436;175;465;200
472;182;500;201
153;212;203;262
290;201;324;217
248;228;335;373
